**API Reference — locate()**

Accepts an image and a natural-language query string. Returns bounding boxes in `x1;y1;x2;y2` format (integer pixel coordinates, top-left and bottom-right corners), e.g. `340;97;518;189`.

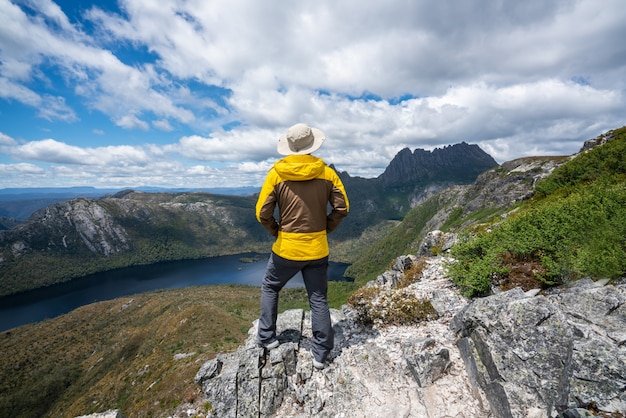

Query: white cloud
12;138;160;168
0;162;45;174
0;0;197;129
115;114;150;131
153;119;173;132
0;132;17;146
37;95;78;122
0;76;42;106
15;139;92;164
170;127;278;162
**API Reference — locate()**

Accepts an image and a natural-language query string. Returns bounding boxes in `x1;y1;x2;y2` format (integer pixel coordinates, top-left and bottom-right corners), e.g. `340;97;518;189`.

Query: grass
0;285;262;418
346;257;438;326
0;281;356;418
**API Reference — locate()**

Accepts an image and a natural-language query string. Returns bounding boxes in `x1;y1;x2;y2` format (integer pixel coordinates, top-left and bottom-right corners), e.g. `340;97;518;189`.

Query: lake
0;253;349;332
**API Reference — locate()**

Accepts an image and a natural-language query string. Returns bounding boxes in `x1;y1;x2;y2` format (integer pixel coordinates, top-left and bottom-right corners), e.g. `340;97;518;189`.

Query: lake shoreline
0;252;350;332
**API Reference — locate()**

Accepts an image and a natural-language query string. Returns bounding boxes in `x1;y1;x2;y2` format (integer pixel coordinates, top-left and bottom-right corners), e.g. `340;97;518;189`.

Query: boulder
451;280;626;417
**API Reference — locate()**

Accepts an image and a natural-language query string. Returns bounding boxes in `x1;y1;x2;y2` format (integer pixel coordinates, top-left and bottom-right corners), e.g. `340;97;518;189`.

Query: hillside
346;126;626;293
344;154;567;286
0;285;265;417
0;191;271;296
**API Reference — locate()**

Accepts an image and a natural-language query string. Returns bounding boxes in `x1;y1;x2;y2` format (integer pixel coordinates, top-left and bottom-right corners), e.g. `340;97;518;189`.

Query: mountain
346;125;626;291
0;186;259;221
377;141;498;187
333;142;498;240
0;142;497;297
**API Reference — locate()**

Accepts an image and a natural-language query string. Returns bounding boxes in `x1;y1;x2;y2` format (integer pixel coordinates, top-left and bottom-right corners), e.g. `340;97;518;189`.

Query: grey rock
452;284;626;417
375;269;403;288
393;254;416;271
190;257;489;418
417;230;458;256
404;339;451;387
558;408;598;418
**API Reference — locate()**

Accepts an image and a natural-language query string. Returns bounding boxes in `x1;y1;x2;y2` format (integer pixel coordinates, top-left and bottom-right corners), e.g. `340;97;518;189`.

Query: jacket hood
273;154;326;181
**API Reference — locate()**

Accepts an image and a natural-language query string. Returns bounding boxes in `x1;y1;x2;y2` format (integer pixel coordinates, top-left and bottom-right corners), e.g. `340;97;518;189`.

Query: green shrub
449;171;626;297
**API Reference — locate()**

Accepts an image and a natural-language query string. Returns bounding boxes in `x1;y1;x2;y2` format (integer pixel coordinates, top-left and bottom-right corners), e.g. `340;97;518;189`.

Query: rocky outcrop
451;279;626;417
461;155;566;216
189;256;487;417
580;126;622;152
186;256;625;418
3;198;131;259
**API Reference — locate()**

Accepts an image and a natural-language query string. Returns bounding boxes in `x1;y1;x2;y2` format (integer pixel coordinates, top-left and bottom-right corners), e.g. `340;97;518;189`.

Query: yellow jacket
256;154;349;260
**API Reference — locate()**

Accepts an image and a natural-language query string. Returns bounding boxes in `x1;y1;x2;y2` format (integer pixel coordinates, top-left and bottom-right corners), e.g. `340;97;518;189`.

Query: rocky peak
377;142;499;187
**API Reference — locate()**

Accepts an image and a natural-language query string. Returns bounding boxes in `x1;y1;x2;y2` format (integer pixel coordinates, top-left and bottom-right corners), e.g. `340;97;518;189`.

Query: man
255;123;349;370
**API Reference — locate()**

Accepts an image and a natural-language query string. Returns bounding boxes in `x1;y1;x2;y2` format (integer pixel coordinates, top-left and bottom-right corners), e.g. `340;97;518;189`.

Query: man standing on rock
255;123;349;369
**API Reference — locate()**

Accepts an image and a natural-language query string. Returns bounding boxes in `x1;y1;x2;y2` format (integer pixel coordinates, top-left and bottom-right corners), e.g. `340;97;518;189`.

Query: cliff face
13;198;132;257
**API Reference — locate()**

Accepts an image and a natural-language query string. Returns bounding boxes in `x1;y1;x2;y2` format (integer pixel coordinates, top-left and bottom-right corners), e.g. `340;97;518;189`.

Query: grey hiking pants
258;252;334;362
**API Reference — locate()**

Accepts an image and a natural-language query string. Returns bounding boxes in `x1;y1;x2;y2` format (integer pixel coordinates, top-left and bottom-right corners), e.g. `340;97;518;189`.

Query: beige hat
277;123;325;155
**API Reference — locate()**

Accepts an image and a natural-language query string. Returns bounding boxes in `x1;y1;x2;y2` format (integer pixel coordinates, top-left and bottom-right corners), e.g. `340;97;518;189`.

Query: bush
449;174;626;297
347;285;438;326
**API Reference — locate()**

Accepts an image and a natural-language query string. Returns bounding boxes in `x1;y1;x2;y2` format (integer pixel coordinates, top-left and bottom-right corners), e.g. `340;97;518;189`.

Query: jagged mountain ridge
377;142;498;186
0;142;497;297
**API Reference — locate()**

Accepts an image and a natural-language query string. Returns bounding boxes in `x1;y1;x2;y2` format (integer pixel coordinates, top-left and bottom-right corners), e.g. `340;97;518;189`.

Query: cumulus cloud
0;162;45;174
170;127;279;162
0;132;16;146
0;0;197;128
115;114;150;131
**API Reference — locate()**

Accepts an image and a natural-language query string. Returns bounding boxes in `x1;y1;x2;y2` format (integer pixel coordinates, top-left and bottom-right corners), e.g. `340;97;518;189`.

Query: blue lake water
0;253;349;332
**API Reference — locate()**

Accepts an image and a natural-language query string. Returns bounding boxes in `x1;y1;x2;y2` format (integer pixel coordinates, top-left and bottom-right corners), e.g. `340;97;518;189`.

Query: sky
0;0;625;189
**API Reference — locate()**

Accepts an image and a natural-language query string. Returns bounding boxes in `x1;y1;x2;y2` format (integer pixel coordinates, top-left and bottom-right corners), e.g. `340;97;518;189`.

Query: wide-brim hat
277;123;325;155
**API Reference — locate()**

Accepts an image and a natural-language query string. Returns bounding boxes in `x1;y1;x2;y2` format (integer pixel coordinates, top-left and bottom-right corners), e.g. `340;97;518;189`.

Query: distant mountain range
0;186;260;223
0;186;261;198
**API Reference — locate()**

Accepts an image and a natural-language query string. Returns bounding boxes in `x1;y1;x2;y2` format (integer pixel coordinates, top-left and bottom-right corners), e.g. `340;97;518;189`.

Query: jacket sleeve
326;169;349;233
256;169;279;237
